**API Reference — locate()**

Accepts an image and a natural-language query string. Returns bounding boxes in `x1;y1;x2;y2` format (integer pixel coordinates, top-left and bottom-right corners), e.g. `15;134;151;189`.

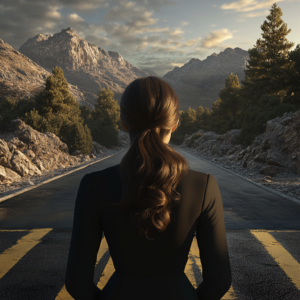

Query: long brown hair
112;76;189;241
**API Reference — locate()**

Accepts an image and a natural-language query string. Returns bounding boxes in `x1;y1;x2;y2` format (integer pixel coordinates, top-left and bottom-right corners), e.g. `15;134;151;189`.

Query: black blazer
65;164;231;300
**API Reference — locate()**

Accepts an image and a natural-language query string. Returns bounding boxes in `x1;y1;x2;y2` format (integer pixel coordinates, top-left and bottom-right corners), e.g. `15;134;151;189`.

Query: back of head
113;76;189;241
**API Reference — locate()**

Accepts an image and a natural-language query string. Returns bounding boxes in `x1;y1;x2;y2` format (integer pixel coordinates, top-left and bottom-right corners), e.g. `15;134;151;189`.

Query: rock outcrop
18;27;151;104
0;119;130;187
163;47;250;110
0;38;97;109
180;109;300;177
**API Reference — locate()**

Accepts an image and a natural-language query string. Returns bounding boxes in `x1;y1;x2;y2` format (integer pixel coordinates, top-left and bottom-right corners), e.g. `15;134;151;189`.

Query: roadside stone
266;152;286;168
5;167;21;181
260;165;283;177
254;154;266;163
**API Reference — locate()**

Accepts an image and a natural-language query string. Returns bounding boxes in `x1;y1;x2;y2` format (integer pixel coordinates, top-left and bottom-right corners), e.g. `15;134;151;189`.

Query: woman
65;76;231;299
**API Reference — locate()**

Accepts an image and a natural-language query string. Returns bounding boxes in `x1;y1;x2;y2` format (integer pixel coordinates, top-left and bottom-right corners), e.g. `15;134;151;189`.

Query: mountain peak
18;28;151;104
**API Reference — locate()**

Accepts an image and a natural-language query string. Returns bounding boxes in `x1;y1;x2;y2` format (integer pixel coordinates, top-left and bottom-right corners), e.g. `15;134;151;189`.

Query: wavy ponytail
112;76;189;241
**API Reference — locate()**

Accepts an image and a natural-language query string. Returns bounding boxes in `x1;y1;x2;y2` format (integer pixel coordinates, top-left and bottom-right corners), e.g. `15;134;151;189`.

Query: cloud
244;9;270;17
67;13;85;22
0;0;205;77
85;34;112;46
201;29;234;48
220;0;284;13
181;21;189;26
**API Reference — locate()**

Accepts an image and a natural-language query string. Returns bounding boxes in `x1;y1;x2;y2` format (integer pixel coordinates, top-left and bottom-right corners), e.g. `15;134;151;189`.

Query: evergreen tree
236;3;297;146
35;66;81;119
195;106;204;130
219;73;242;121
241;3;294;105
0;97;35;130
285;44;300;108
209;98;224;134
201;107;211;131
26;67;93;154
88;88;120;147
92;88;120;123
170;108;196;145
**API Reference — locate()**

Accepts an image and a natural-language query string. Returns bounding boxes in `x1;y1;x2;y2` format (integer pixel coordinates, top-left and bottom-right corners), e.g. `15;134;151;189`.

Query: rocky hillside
180;109;300;177
0;119;130;196
163;47;250;110
179;109;300;201
0;38;97;109
18;27;150;104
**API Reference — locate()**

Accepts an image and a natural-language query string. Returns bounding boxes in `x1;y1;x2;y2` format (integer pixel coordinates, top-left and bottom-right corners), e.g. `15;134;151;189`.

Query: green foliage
24;67;93;154
0;96;36;131
208;73;243;134
234;3;297;146
0;67;93;154
285;44;300;108
80;88;121;148
235;93;296;146
59;121;93;154
241;3;295;105
170;108;197;145
187;133;202;147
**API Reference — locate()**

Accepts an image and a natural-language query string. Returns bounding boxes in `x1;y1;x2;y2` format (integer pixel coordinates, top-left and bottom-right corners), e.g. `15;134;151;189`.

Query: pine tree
195;106;204;130
235;3;297;146
201;107;211;131
35;66;81;119
26;67;93;153
88;88;120;148
92;88;120;124
208;98;223;134
285;44;300;108
219;73;242;121
241;3;294;104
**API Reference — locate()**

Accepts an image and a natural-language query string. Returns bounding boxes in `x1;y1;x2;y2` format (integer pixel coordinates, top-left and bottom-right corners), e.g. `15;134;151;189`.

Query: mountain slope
18;27;150;103
0;38;96;108
162;47;250;109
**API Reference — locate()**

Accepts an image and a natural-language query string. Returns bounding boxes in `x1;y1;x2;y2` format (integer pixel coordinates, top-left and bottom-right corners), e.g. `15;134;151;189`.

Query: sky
0;0;299;76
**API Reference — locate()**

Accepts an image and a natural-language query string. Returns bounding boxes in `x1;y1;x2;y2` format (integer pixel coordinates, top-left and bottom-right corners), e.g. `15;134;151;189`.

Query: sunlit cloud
244;9;270;17
201;29;234;48
220;0;285;12
68;13;85;22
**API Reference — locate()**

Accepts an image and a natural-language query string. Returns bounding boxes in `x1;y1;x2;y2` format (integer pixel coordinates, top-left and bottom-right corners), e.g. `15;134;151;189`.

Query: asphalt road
0;147;300;300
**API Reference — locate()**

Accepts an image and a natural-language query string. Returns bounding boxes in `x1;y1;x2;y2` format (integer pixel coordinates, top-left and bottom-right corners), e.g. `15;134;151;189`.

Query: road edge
0;149;127;204
181;147;300;207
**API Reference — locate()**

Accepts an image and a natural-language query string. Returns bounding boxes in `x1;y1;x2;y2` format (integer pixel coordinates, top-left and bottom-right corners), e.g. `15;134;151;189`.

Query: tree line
0;66;120;155
0;3;299;154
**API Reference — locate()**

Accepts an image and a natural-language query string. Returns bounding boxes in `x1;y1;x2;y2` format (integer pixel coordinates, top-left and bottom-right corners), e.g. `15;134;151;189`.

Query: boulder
260;165;284;177
10;149;42;177
4;167;21;181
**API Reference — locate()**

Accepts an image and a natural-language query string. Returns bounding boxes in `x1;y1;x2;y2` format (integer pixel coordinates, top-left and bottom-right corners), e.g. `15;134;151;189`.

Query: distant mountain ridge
161;47;250;110
163;47;249;91
1;27;250;111
18;27;151;103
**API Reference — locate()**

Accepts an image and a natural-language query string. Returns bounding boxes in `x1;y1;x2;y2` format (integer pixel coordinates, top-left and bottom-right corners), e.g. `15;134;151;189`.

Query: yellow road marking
55;237;109;300
0;228;52;280
97;256;115;289
189;237;238;299
251;230;300;290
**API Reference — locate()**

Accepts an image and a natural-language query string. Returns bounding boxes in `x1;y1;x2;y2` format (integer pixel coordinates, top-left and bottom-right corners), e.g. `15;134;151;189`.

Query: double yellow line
1;229;299;299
